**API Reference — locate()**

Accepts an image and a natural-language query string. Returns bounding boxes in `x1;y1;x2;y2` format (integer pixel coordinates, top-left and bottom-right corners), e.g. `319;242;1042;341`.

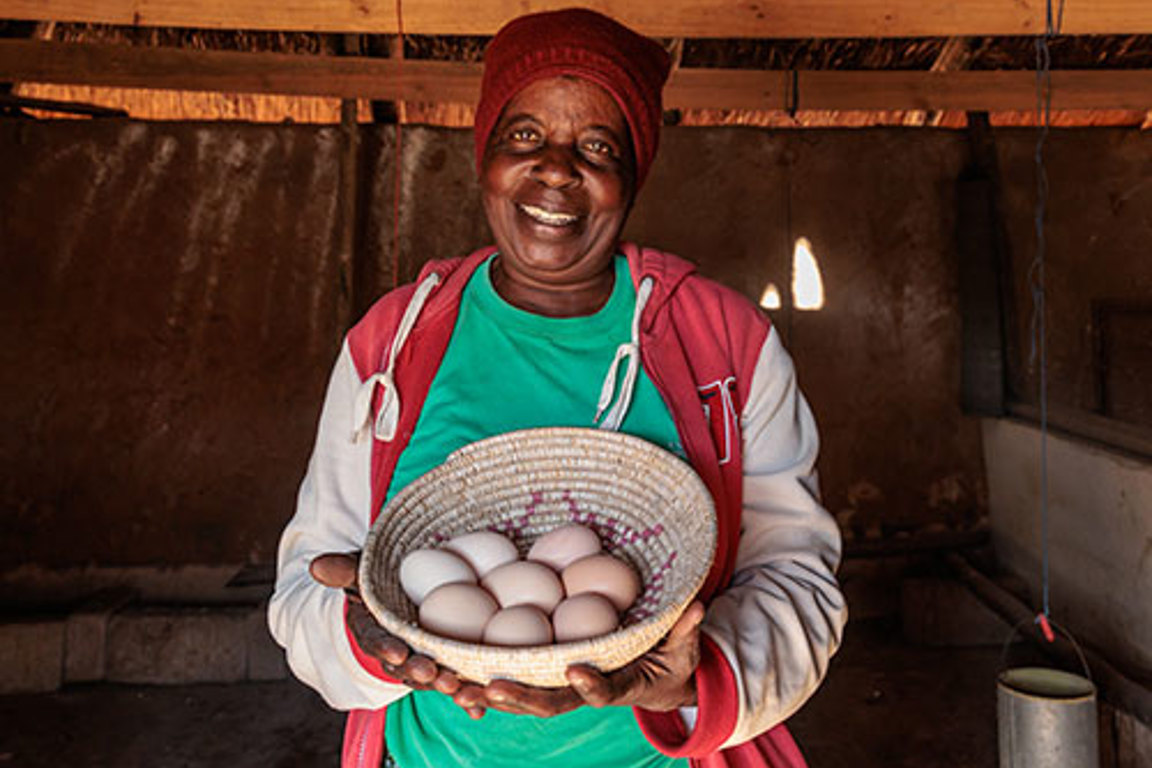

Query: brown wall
7;119;1140;568
1;120;347;566
996;131;1152;425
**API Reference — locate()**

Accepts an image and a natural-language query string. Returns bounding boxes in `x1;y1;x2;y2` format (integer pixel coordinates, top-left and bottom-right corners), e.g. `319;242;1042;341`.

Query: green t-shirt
383;255;688;768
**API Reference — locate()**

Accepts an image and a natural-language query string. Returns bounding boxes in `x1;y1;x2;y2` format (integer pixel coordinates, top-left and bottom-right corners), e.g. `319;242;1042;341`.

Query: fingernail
488;691;507;703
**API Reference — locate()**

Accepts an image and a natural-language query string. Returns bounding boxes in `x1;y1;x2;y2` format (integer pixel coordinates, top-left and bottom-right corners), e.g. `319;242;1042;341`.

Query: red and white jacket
269;244;847;768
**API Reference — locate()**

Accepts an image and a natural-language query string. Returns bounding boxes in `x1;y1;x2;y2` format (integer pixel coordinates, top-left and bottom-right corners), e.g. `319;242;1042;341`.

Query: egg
561;554;641;612
481;561;565;613
399;548;476;606
551;593;619;643
418;583;498;642
482;605;554;647
527;524;602;571
443;531;519;578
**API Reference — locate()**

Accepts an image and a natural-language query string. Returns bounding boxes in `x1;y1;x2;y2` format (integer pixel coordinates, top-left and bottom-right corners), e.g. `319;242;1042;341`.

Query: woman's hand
309;553;485;718
472;601;705;718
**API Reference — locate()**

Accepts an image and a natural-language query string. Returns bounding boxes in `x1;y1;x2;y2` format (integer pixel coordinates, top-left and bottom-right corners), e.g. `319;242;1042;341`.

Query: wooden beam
794;70;1152;112
0;40;483;103
1;0;1151;38
4;41;1152;112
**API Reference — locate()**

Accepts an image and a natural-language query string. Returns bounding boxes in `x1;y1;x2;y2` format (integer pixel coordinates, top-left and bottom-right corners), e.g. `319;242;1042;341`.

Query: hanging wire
391;0;406;290
1027;0;1065;627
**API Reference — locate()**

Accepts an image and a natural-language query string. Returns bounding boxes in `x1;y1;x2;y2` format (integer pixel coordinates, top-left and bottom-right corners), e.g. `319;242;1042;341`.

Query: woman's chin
498;244;611;285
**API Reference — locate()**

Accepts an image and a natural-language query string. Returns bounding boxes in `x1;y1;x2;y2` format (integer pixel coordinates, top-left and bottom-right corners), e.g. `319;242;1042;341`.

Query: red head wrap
474;8;671;189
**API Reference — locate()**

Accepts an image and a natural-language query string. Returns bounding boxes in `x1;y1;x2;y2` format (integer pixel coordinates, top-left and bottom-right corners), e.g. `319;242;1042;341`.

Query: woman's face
480;76;636;298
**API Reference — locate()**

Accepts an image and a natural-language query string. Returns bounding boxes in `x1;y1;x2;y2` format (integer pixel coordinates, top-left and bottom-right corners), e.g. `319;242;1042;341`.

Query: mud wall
3;119;1147;568
0;120;348;566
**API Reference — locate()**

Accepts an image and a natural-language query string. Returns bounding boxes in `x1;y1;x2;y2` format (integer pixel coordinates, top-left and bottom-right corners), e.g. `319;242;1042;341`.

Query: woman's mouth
517;203;580;227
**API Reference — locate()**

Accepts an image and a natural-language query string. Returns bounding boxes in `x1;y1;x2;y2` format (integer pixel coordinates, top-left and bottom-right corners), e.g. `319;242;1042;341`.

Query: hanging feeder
997;620;1099;768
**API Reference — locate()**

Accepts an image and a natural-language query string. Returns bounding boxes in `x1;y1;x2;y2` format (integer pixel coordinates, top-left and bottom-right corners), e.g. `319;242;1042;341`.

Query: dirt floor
0;618;1000;767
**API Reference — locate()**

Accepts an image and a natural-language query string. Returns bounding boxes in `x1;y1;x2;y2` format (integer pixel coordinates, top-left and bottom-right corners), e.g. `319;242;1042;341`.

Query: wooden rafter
1;0;1151;38
3;41;1152;112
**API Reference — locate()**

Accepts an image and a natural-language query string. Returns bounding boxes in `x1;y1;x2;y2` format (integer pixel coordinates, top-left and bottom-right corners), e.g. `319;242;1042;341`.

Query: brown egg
418;583;498;642
552;594;619;643
482;605;554;647
527;524;602;571
399;548;477;606
561;554;640;612
481;561;565;614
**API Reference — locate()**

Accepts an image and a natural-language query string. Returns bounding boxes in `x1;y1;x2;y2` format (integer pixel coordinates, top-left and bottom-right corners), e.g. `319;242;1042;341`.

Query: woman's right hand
309;552;487;717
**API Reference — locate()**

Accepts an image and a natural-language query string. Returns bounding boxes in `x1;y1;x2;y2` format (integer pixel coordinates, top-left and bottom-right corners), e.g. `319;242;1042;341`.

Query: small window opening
792;237;825;311
759;283;782;310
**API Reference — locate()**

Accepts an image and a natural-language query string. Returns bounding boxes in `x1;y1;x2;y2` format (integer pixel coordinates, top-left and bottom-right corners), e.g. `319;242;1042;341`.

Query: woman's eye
582;139;615;157
509;128;539;144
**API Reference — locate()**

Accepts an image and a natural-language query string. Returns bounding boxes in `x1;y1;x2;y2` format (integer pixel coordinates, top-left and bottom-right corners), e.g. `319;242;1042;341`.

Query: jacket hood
619;242;698;330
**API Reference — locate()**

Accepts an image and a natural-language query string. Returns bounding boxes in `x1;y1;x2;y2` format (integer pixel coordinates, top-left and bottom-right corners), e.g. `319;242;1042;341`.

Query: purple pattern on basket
485;490;546;540
626;551;678;623
566;501;665;552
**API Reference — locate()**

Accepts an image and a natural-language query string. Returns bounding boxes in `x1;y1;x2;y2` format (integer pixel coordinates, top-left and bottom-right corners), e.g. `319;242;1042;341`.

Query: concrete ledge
0;620;64;694
64;588;136;683
3;602;288;689
245;603;287;681
106;608;251;684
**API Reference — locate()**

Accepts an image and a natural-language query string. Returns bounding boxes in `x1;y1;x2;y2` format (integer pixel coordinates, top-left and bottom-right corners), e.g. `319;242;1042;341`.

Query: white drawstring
352;272;442;443
595;277;654;431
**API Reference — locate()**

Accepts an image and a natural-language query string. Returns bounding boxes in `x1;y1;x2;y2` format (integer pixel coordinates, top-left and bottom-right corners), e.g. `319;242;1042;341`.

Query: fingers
666;601;705;642
566;604;706;711
566;664;625;708
433;668;461;696
377;635;410;667
453;683;488;719
403;655;438;686
309;552;361;591
484;680;583;718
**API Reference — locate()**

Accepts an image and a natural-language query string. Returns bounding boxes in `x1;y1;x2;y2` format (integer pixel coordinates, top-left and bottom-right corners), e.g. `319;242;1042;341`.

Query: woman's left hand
455;601;704;718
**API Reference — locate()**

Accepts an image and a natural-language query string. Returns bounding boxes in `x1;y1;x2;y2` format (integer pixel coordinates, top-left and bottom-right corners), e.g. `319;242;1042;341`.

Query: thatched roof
2;20;1149;128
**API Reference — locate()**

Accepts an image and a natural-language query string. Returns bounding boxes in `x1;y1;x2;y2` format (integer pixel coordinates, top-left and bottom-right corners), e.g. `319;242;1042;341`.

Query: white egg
527;524;602;571
418;583;498;642
482;605;554;647
481;561;565;614
399;548;476;606
561;554;641;612
552;594;620;643
443;531;519;578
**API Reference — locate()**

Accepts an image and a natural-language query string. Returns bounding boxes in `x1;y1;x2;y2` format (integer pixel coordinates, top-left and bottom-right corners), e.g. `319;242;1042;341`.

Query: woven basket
359;427;717;687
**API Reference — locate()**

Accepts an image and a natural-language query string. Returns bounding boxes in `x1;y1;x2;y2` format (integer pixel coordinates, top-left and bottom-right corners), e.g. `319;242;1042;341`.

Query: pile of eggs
399;524;640;646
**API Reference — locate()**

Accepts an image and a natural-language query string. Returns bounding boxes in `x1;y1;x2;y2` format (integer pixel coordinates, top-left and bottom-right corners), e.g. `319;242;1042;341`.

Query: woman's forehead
499;76;627;133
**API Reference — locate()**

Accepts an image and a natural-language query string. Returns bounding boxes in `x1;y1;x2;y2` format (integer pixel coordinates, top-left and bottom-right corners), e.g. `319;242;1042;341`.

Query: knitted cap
474;8;671;188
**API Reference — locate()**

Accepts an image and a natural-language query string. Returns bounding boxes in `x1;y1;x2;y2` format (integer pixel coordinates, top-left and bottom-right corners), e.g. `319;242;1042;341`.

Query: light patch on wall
792;237;825;310
759;282;782;310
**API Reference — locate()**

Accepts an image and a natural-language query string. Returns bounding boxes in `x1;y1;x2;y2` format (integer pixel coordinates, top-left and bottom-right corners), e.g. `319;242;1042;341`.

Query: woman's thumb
309;552;360;590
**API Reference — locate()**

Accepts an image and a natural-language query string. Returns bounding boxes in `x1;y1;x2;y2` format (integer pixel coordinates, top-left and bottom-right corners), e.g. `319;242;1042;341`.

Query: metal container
998;666;1098;767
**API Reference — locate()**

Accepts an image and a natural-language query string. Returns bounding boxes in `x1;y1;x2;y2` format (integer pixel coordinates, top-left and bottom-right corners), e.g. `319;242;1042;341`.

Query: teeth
519;204;578;226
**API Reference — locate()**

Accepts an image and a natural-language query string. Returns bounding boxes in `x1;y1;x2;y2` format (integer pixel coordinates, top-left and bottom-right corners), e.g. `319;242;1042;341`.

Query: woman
269;9;846;768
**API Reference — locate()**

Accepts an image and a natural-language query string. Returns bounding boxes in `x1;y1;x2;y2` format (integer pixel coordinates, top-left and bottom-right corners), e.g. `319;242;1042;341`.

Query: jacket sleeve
702;324;847;748
267;339;410;711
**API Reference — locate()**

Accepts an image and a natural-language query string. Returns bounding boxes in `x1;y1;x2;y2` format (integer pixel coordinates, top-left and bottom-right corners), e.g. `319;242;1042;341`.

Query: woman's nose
531;143;580;188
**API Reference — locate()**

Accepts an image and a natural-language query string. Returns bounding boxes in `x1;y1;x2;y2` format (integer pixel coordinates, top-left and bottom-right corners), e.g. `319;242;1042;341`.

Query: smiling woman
481;76;634;317
268;9;847;768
